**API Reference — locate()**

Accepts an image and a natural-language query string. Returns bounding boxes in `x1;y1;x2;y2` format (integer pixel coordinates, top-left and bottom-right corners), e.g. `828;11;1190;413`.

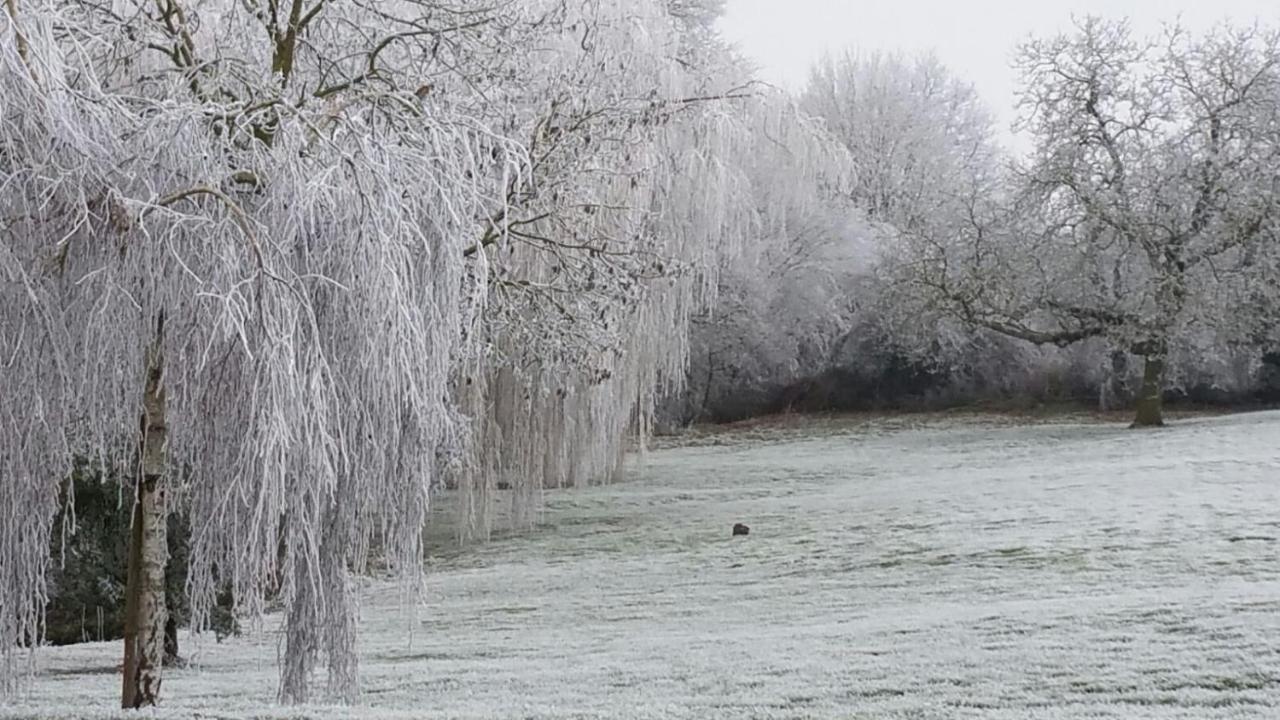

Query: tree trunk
1100;350;1130;412
163;615;179;666
1131;353;1165;428
122;319;169;709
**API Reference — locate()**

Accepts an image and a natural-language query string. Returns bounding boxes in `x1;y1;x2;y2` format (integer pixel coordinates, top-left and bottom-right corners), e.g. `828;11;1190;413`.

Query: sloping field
7;412;1280;719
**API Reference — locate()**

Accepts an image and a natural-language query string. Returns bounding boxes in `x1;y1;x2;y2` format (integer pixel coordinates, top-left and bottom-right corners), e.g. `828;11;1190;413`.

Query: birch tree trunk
122;319;169;708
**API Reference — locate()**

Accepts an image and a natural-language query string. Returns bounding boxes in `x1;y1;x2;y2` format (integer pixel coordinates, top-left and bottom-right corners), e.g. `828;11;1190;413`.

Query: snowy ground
6;411;1280;719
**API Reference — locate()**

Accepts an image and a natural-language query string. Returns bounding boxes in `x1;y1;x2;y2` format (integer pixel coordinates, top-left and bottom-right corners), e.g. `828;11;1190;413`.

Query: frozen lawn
6;411;1280;718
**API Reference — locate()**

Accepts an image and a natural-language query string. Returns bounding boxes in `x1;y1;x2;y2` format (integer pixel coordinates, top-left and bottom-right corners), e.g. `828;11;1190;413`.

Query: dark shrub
45;460;238;650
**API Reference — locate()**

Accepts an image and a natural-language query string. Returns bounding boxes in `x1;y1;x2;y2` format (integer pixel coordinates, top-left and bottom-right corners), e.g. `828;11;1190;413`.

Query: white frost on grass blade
7;412;1280;718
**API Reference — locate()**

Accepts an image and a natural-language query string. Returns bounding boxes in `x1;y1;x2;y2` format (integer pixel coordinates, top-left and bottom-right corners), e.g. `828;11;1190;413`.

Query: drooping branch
154;186;266;273
3;0;30;73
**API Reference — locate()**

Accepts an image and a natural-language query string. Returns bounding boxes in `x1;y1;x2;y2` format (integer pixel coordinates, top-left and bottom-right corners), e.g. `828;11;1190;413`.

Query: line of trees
0;0;846;707
679;19;1280;429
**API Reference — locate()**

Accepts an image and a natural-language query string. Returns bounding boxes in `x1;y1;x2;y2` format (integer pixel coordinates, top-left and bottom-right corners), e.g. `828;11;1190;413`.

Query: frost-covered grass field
7;411;1280;719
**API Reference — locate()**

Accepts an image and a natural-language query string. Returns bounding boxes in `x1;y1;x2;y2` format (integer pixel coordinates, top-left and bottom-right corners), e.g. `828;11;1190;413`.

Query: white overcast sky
718;0;1276;147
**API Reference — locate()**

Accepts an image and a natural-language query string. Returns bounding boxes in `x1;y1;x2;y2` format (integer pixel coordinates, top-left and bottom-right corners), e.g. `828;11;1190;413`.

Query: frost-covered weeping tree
1;0;527;705
445;0;797;537
887;19;1280;427
679;95;863;422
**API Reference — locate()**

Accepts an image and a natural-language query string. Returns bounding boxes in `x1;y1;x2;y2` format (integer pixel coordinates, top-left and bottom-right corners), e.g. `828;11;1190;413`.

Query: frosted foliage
0;0;525;700
874;21;1280;370
0;37;64;681
802;52;997;232
1003;20;1280;352
0;0;800;703
799;52;1007;362
683;95;866;411
446;1;801;541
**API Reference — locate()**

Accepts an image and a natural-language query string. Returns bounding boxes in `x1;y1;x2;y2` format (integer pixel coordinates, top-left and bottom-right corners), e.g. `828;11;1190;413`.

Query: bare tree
803;51;999;232
885;19;1280;427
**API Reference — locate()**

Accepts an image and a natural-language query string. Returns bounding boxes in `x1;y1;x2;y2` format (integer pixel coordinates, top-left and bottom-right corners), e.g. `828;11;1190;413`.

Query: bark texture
122;322;169;708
